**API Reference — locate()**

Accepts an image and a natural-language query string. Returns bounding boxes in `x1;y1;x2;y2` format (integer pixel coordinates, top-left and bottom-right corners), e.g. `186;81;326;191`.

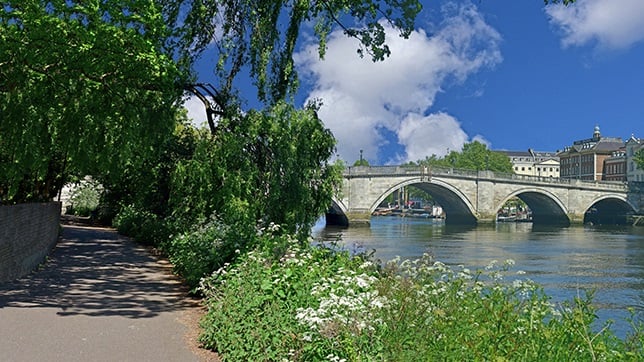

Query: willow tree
0;1;188;204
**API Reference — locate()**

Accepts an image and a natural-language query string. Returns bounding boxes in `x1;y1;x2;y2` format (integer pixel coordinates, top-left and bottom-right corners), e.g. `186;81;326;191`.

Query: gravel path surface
0;225;218;362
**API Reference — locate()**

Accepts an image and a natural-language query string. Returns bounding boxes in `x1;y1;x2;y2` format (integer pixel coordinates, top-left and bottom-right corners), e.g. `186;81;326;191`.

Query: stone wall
628;182;644;214
0;202;61;282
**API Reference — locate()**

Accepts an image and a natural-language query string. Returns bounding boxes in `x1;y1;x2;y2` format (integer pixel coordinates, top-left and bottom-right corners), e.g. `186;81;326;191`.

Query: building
603;149;626;181
557;126;624;181
626;136;644;182
501;149;560;177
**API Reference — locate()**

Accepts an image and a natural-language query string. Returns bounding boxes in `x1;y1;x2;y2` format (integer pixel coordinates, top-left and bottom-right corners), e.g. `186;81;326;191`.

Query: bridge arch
326;197;349;226
331;196;348;214
583;195;636;225
496;188;570;226
372;177;478;225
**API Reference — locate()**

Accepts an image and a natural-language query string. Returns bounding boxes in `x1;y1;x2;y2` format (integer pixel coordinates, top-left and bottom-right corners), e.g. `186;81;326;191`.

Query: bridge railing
343;165;478;177
490;171;628;190
343;166;628;190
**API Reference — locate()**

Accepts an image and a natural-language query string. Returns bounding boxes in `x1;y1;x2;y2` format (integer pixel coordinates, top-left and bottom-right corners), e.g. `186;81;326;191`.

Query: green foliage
165;215;247;289
412;141;514;173
199;239;642;361
165;0;422;106
66;180;102;217
113;205;170;246
635;149;644;171
170;102;341;238
0;0;188;204
198;228;373;361
148;102;341;287
98;116;201;222
353;159;370;167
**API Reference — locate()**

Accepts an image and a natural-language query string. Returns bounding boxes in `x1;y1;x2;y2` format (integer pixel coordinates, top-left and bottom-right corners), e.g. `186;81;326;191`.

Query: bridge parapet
343;166;628;191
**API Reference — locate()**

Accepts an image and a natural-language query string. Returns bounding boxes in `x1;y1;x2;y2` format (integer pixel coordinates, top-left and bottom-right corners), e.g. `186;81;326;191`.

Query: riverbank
0;225;218;362
198;229;643;360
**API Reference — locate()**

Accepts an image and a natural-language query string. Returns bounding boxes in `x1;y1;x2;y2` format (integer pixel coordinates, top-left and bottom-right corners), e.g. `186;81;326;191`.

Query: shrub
66;180;102;216
198;227;373;361
165;215;238;289
113;205;170;246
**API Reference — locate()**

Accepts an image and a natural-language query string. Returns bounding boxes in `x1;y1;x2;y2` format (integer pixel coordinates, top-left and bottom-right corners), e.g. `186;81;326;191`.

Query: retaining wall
0;202;61;282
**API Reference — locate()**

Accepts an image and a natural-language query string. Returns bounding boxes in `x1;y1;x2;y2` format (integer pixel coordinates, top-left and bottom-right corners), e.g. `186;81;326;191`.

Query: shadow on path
0;225;195;318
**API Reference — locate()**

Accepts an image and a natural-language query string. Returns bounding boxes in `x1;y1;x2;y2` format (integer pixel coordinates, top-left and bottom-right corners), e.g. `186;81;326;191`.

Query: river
312;216;644;338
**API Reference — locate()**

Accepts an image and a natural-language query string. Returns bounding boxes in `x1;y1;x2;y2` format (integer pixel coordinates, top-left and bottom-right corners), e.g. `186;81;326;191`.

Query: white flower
485;260;498;270
326;354;347;362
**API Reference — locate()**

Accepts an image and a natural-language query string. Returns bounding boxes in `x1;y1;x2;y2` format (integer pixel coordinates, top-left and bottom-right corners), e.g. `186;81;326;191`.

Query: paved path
0;225;218;362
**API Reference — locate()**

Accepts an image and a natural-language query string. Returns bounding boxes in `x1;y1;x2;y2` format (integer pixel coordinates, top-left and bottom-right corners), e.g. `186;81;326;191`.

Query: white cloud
397;112;468;163
546;0;644;49
295;2;502;164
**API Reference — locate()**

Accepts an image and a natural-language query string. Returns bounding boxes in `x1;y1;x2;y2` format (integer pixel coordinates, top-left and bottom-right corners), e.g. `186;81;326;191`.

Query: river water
312;217;644;337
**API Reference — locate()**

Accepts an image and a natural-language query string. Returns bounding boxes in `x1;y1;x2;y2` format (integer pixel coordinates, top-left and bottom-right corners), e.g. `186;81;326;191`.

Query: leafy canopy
170;102;342;239
0;0;188;204
407;141;514;173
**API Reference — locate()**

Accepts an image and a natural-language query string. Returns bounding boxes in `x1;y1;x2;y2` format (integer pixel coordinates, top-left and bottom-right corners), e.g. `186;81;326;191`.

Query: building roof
499;149;559;159
534;158;560;165
558;126;624;156
626;135;642;145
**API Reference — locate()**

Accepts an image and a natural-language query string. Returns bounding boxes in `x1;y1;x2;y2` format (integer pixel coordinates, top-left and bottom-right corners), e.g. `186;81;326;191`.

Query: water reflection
312;217;644;337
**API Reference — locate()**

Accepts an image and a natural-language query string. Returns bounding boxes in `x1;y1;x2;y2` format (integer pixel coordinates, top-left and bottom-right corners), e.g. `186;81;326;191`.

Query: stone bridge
328;166;643;227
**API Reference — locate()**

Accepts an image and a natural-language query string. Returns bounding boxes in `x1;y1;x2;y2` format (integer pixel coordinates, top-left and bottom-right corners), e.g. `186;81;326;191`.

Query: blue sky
185;0;644;165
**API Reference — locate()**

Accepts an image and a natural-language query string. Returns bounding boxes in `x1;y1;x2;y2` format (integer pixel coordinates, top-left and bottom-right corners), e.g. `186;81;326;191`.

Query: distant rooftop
559;125;624;155
498;149;559;159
